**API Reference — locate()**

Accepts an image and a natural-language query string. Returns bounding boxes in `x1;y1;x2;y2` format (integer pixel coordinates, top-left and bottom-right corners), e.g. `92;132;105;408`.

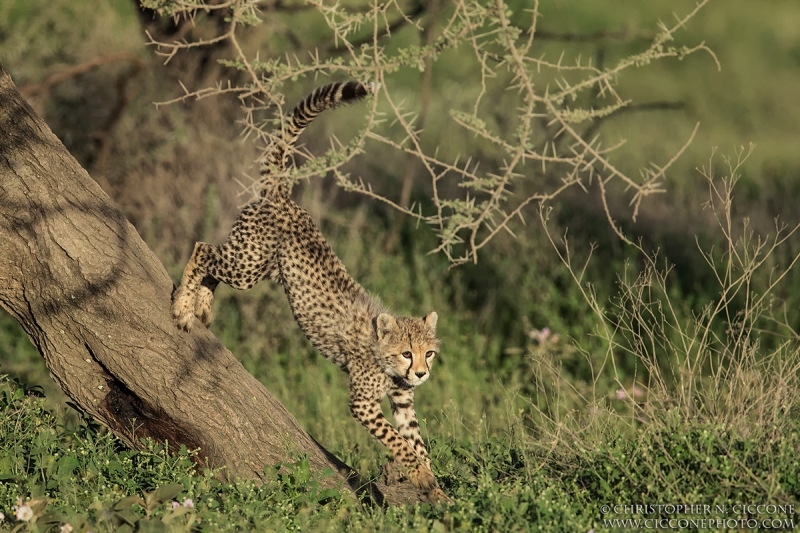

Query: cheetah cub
172;81;450;502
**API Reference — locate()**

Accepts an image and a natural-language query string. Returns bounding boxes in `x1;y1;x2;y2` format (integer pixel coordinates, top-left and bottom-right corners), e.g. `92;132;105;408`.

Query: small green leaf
115;495;145;511
136;517;169;533
152;483;185;503
115;509;140;526
57;455;80;476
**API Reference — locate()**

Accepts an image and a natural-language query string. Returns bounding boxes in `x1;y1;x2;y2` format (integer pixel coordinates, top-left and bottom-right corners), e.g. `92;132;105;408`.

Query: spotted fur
172;81;449;502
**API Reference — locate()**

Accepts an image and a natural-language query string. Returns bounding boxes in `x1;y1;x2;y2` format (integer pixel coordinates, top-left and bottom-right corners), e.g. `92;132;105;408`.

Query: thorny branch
144;0;717;265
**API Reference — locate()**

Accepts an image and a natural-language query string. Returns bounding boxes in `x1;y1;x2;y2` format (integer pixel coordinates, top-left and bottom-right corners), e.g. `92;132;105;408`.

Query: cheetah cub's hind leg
172;242;218;332
172;244;246;332
172;226;267;331
173;198;272;331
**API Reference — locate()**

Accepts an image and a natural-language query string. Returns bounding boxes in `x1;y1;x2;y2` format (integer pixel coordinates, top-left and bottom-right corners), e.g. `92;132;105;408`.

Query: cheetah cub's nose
415;371;427;378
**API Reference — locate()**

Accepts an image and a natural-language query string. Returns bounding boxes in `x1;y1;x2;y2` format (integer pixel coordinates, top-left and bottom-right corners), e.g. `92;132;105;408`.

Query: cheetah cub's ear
423;311;438;332
376;313;398;341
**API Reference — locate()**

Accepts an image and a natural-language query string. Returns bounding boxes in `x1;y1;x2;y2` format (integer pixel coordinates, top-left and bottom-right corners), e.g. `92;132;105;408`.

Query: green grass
2;372;798;532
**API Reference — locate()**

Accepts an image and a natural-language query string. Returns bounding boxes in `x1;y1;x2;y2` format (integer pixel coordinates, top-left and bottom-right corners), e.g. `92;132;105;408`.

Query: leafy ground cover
2;372;798;532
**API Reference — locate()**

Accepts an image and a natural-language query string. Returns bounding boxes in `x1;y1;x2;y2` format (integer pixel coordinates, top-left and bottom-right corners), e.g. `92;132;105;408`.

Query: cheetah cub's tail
259;80;376;198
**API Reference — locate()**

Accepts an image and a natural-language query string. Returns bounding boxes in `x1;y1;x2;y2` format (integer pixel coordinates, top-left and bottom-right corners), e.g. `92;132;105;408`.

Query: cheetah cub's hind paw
194;285;215;328
171;287;197;332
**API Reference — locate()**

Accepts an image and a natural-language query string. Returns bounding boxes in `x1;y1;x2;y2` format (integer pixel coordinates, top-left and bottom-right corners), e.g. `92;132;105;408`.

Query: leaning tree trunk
0;62;421;505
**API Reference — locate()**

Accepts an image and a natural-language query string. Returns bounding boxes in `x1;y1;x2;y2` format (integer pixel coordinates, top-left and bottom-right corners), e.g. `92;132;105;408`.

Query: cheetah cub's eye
401;351;413;359
425;351;436;359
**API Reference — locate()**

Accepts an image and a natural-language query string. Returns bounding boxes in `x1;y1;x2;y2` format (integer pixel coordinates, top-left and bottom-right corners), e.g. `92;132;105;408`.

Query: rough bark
0;62;422;505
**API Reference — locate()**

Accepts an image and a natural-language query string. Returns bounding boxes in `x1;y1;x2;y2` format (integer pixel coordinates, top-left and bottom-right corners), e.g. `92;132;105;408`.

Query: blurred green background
2;0;800;530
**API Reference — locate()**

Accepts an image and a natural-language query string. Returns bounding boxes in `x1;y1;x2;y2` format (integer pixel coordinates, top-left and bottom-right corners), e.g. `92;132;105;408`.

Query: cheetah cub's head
374;312;440;387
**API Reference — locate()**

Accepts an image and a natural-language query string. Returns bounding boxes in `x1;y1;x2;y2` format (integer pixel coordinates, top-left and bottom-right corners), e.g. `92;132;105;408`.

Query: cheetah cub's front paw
171;287;196;332
409;464;453;504
428;486;453;504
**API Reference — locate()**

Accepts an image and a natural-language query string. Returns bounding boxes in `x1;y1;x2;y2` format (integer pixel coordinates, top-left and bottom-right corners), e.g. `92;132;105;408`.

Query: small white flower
60;524;74;533
182;498;194;508
15;504;33;522
171;501;180;510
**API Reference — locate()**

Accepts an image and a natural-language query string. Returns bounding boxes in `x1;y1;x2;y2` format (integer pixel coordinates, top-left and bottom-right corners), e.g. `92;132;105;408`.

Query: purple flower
183;498;195;508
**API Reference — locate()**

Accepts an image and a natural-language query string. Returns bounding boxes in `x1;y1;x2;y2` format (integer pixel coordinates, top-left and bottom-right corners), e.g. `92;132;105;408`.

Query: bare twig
19;53;144;98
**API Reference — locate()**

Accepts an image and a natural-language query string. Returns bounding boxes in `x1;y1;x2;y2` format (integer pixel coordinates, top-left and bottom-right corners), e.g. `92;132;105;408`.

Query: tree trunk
0;62;421;505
